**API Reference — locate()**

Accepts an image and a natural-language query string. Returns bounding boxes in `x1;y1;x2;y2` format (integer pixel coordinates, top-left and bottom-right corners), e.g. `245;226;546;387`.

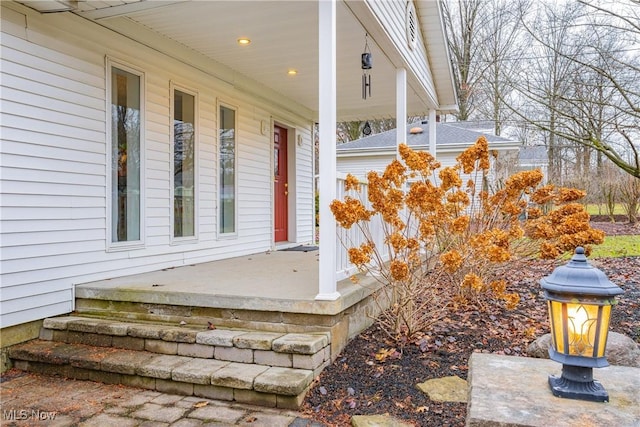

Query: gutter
337;141;521;157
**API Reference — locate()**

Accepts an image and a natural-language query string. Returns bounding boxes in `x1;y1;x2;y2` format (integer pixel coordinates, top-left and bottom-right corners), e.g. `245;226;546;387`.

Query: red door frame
274;125;288;242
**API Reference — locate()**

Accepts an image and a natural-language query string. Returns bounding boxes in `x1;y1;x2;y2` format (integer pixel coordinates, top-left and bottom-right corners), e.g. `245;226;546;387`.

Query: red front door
274;126;288;242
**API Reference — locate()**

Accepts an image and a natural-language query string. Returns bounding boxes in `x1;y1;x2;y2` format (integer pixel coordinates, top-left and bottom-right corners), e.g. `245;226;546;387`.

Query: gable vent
406;2;418;50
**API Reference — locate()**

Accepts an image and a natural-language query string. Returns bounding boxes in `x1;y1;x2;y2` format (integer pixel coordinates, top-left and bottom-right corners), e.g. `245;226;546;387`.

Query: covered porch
1;0;456;339
37;0;456;304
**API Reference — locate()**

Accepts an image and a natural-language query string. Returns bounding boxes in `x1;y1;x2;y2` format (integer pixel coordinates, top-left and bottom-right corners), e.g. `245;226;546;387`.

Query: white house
518;145;549;181
0;0;458;383
337;121;521;185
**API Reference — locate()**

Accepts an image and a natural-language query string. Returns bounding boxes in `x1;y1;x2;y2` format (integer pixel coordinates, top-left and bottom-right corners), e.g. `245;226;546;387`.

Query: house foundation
0;320;43;373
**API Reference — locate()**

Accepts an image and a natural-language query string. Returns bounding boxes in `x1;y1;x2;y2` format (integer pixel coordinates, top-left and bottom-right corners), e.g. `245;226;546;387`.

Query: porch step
8;316;331;409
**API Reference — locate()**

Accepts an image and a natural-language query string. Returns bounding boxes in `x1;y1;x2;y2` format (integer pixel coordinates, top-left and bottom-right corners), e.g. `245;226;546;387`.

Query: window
110;65;142;244
173;89;196;238
219;105;236;234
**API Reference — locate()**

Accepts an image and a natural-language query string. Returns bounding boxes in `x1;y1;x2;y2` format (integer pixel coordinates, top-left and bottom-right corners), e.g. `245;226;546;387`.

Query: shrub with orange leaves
330;136;604;342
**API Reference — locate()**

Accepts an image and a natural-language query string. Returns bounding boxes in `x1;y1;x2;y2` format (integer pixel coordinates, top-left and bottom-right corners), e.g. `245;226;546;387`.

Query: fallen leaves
374;348;401;362
345;398;358;409
372;366;384;378
394;396;413;409
303;254;640;427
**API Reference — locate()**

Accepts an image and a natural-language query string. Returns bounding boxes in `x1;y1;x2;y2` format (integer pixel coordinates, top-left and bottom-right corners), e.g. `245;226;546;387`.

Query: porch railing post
429;109;437;156
396;67;407;159
316;0;340;301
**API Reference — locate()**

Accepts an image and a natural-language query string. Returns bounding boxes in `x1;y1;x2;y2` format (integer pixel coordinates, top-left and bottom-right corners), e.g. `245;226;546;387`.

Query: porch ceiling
20;0;456;122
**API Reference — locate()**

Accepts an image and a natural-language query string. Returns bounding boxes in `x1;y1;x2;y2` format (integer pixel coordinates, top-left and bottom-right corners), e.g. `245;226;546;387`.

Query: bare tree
335;119;397;143
516;1;585;183
509;0;640;180
474;0;530;136
335;116;436;144
337;121;364;143
442;0;485;121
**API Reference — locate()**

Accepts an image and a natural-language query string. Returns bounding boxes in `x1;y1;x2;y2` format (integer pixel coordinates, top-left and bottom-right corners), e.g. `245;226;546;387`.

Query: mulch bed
302;221;640;426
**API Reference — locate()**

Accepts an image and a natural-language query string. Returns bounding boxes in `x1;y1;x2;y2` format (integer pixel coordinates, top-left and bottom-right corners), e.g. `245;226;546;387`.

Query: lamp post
540;247;623;402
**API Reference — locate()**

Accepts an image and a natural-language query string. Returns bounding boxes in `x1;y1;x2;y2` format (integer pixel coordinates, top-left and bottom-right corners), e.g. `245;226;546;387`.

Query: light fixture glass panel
566;302;599;357
595;305;612;357
549;300;565;354
551;300;611;358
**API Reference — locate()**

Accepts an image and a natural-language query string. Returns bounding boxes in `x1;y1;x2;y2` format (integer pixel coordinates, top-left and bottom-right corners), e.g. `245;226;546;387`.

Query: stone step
9;339;314;409
39;316;331;374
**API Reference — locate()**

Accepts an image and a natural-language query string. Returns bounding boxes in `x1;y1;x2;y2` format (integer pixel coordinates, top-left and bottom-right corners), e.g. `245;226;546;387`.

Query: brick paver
0;371;319;426
130;402;188;423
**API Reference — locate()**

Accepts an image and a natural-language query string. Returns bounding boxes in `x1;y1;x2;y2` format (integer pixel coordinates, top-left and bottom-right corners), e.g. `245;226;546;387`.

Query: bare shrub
331;137;604;342
619;176;640;224
601;182;618;222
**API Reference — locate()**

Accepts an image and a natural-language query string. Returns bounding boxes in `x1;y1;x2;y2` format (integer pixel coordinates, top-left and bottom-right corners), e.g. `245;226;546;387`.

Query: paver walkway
0;371;324;426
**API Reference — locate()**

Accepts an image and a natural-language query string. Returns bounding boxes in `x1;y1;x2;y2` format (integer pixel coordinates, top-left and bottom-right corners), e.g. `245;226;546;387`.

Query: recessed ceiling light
287;69;298;76
237;37;251;46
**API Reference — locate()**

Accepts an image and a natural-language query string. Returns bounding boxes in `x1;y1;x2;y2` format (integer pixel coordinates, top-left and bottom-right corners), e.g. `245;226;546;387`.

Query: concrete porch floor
75;249;380;317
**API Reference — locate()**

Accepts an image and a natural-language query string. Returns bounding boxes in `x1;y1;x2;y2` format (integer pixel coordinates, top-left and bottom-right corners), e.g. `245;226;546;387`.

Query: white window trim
217;99;239;238
106;57;146;252
170;81;199;244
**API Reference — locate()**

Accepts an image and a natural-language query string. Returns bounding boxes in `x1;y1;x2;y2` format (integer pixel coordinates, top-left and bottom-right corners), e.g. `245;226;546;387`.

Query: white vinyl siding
1;25;105;326
336;153;397;179
293;126;314;243
366;0;437;104
337;150;497;213
0;3;314;328
337;151;464;181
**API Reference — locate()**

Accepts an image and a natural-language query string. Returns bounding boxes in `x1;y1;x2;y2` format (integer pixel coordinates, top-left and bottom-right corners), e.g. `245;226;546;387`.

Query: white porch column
316;0;340;301
428;109;437;156
396;68;407;159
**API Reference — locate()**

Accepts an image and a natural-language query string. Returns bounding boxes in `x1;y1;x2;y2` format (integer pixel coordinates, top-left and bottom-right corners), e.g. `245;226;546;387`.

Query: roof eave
416;0;458;112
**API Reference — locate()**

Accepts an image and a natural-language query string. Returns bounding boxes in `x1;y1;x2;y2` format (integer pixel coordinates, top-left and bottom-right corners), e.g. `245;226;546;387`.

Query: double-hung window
109;64;143;246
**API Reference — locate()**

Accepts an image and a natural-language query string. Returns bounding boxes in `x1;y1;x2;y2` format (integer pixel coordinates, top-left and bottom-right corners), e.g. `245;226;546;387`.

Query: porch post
316;0;340;301
396;68;407;160
428;109;437;156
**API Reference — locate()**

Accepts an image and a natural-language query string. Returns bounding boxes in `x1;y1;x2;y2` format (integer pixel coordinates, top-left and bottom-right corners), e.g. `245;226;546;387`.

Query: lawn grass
591;235;640;258
585;203;626;215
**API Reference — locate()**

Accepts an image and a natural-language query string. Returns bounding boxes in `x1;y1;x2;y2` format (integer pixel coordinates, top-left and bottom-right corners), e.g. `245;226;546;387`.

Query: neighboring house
518;145;549;181
337;121;521;186
0;0;457;372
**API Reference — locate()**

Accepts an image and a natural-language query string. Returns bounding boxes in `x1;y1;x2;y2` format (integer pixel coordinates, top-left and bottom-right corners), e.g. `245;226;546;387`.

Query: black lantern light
540;247;623;402
362;33;372;99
